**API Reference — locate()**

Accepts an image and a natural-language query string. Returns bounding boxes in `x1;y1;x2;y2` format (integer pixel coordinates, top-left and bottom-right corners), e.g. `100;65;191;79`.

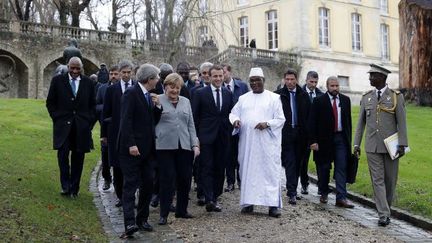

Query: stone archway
0;49;29;98
42;57;99;98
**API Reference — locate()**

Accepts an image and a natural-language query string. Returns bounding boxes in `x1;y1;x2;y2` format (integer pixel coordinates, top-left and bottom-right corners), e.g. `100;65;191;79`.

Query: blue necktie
145;92;152;106
70;78;77;97
290;91;297;127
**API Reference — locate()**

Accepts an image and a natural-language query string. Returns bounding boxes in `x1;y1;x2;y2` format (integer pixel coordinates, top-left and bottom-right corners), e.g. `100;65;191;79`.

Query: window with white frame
351;13;362;51
266;10;278;50
198;26;208;46
380;24;390;60
318;7;330;47
199;0;207;15
338;76;350;89
239;16;249;47
380;0;388;13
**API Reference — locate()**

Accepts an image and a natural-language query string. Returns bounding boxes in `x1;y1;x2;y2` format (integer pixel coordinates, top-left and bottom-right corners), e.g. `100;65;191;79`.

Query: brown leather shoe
336;199;354;208
320;194;328;204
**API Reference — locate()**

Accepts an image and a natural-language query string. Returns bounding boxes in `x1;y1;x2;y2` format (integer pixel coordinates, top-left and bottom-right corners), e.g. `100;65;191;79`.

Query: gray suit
353;87;408;219
155;95;198;150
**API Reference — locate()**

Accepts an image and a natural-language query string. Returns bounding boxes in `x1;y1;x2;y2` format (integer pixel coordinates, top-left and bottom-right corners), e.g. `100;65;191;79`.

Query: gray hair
136;63;160;83
68;56;83;67
199;62;213;73
326;76;338;85
118;60;134;71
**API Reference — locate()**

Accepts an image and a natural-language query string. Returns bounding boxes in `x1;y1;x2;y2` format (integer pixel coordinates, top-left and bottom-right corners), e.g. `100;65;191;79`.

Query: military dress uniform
354;77;408;221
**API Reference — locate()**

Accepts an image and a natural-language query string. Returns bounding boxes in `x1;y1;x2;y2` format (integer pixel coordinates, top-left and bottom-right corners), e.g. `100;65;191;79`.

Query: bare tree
70;0;91;27
8;0;34;21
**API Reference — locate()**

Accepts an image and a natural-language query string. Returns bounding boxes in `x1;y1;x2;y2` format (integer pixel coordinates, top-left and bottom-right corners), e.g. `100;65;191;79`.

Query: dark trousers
316;133;348;200
112;166;123;200
200;136;229;203
57;127;85;195
282;127;303;197
119;154;154;228
226;134;240;186
157;149;193;217
300;148;311;188
101;144;111;182
193;156;204;199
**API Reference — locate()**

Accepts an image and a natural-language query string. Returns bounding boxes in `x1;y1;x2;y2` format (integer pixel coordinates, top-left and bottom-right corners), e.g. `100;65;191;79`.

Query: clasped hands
233;120;269;130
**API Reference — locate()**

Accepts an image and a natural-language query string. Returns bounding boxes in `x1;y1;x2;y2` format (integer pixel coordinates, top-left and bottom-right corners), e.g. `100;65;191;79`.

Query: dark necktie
290;91;297;127
70;78;77;97
377;90;381;101
216;88;221;111
145;92;152;106
332;95;338;132
227;84;231;92
309;91;313;102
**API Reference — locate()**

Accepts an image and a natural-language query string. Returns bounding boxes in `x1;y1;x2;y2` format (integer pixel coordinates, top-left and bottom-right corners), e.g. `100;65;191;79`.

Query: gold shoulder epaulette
363;90;373;96
388;88;401;95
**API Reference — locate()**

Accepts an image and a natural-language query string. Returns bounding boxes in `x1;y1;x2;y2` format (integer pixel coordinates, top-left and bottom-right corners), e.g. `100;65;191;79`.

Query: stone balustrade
208;45;298;64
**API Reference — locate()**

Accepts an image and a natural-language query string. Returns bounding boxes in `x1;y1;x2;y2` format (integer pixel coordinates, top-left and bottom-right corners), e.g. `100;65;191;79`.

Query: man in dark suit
46;57;96;198
96;65;120;191
308;76;354;208
300;71;324;195
102;60;135;207
274;68;311;205
117;64;162;237
176;62;195;92
222;64;249;192
192;65;233;212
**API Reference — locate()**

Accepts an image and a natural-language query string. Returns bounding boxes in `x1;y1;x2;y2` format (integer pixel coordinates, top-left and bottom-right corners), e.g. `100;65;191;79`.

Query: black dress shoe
158;217;167;225
150;194;159;208
175;212;194;218
137;221;153;232
102;180;111;190
301;185;309;195
268;207;281;218
224;184;235;192
60;190;70;196
169;204;176;212
115;199;122;207
288;196;297;205
241;205;254;214
197;197;206;206
296;195;303;200
320;194;328;204
125;224;139;236
206;201;222;212
378;217;390;227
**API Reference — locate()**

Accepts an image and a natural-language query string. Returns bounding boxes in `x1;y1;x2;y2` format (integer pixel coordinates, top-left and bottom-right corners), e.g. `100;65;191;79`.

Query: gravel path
167;187;400;243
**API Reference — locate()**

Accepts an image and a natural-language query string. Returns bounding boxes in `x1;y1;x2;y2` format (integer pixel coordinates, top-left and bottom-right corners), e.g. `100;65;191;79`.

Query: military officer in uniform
353;64;408;227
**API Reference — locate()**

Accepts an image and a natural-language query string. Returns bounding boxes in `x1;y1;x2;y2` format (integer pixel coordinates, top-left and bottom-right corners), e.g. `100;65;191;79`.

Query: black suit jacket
101;81;126;166
307;92;352;162
192;85;233;145
46;73;96;152
275;85;311;145
117;84;162;159
302;84;324;100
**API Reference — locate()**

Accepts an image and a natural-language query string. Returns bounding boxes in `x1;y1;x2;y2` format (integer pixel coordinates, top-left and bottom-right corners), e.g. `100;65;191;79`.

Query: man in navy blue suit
222;64;249;192
192;65;233;213
300;71;324;195
46;57;96;198
117;64;162;237
102;60;135;207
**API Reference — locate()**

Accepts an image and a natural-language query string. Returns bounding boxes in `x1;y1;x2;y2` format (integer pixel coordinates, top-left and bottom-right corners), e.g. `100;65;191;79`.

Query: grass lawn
309;104;432;220
0;99;107;242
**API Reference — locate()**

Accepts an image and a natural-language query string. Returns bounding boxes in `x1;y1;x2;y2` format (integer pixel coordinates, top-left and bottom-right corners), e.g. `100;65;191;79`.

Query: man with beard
307;76;354;208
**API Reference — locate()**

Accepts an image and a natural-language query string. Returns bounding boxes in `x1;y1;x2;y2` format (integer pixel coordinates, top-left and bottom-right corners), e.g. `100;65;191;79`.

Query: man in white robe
229;67;285;217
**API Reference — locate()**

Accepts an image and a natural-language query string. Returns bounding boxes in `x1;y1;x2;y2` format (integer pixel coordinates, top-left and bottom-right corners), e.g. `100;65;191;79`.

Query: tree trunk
399;0;432;106
145;0;152;40
110;0;118;32
70;0;90;27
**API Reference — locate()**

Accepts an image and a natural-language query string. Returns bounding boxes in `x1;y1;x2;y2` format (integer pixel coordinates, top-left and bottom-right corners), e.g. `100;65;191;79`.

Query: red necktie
332;96;338;132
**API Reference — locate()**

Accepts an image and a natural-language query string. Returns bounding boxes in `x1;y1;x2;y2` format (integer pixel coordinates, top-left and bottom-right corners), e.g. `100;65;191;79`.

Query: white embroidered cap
249;67;264;78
